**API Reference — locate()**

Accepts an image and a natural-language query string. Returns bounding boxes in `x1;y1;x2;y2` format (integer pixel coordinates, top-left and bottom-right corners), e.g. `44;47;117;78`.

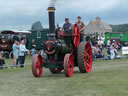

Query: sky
0;0;128;30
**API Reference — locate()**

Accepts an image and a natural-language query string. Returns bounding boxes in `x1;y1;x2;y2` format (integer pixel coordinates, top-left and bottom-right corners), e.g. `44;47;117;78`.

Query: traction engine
31;7;93;77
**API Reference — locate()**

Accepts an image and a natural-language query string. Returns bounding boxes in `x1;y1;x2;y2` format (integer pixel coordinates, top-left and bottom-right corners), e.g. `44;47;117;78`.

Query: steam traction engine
31;7;93;77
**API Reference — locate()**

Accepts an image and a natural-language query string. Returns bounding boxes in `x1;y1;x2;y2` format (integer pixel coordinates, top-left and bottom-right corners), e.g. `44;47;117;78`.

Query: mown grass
0;56;128;96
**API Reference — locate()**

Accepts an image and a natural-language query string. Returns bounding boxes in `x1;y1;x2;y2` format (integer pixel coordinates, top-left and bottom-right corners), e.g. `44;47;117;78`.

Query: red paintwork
73;24;80;48
64;54;74;77
32;55;43;77
84;42;93;72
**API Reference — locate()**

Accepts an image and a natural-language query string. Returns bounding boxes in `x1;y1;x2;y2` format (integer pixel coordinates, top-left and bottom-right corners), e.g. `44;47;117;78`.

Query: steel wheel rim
67;55;74;77
64;54;74;77
32;55;43;77
84;42;93;72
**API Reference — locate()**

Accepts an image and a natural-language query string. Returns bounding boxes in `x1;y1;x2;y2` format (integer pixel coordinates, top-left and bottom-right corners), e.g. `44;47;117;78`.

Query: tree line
110;24;128;32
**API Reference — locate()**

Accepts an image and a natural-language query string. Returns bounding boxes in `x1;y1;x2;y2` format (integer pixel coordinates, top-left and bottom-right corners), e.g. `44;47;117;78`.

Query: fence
0;50;40;70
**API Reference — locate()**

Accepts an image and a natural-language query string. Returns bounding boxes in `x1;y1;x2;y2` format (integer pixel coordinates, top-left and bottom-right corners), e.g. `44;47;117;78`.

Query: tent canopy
1;30;31;35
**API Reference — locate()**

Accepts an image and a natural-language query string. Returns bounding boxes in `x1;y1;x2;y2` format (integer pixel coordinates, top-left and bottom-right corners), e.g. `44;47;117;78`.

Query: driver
62;18;72;33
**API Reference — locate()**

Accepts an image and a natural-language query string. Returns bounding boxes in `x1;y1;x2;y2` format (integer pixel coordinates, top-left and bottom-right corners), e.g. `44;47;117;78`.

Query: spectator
98;38;104;47
107;40;111;47
101;39;104;47
110;43;119;59
31;39;36;57
0;55;5;70
113;42;119;56
98;38;101;46
110;44;116;59
19;40;28;68
12;40;19;67
76;16;85;41
93;43;104;58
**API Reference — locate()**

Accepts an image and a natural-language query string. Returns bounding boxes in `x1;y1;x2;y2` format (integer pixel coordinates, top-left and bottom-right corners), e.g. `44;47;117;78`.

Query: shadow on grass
33;70;84;79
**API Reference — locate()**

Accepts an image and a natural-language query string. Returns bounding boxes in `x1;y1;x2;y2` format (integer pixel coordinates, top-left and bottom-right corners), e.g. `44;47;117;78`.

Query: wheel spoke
73;34;77;37
85;47;90;52
86;62;90;67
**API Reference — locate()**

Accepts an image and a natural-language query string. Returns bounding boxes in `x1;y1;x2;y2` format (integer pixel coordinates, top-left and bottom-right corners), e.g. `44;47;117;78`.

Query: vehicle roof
0;30;31;34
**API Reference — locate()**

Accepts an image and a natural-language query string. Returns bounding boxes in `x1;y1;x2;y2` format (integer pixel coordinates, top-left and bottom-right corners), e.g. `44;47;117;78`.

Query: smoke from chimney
49;0;58;7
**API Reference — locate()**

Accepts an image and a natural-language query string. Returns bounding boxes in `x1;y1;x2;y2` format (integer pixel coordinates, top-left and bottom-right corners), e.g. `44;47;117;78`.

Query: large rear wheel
64;54;74;77
77;42;93;73
32;54;43;77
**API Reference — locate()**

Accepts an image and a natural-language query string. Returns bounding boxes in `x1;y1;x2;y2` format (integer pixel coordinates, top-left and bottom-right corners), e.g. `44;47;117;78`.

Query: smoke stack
47;7;56;33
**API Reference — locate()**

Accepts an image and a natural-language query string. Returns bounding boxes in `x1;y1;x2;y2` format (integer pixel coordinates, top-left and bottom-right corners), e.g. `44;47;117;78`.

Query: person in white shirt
107;40;111;47
19;40;28;67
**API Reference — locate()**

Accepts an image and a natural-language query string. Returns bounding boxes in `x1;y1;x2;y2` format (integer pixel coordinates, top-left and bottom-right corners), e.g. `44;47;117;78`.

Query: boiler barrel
59;40;72;54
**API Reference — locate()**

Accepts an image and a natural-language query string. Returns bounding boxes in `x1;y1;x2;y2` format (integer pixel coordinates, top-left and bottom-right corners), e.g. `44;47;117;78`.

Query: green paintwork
44;62;63;68
59;39;72;54
105;32;128;45
27;29;48;50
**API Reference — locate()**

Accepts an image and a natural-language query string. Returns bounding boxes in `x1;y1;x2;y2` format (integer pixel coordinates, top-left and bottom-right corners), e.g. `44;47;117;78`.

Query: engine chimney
47;7;56;33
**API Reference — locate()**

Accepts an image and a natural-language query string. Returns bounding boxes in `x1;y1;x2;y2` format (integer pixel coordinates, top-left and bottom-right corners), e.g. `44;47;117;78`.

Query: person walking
76;16;85;41
19;40;28;67
12;40;19;67
31;39;36;57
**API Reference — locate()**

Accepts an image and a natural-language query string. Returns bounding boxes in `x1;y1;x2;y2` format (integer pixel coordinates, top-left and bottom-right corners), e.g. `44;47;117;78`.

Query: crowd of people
12;38;37;68
12;39;28;68
91;38;120;60
0;38;36;69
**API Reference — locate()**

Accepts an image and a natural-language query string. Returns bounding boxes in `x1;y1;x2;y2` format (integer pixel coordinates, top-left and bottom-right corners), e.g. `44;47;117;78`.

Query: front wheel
64;54;74;77
32;54;43;77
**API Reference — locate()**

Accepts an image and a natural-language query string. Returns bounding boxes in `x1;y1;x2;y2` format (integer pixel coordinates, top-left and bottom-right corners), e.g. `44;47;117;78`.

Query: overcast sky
0;0;128;30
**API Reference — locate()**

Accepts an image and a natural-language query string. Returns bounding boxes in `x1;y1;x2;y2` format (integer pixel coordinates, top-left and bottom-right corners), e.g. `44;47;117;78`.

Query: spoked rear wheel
64;54;74;77
32;54;43;77
77;42;93;73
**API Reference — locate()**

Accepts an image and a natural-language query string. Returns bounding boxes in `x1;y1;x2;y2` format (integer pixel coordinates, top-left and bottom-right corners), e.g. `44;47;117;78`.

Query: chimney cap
48;7;56;12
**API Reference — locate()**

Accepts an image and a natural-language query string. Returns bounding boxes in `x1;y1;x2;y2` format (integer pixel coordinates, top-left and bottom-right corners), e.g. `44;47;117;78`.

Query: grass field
0;56;128;96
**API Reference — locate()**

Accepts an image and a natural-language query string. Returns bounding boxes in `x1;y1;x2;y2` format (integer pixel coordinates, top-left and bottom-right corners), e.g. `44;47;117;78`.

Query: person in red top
76;16;85;41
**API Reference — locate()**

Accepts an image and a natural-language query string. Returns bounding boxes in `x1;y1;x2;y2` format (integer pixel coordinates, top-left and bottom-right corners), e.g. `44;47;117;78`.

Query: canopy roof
1;30;31;34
